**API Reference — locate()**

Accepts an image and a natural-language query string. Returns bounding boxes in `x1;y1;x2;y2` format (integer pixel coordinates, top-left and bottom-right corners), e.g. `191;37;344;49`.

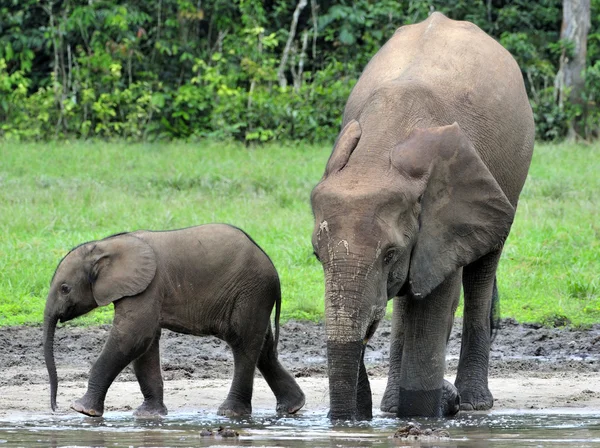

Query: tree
555;0;591;139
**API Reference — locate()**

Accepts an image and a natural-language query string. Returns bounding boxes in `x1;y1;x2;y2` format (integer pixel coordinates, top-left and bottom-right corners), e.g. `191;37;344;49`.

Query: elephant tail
490;276;501;342
273;280;281;351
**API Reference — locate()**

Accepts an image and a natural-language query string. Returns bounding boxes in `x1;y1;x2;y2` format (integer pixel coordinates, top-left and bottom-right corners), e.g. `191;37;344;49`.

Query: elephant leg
217;341;261;417
397;271;461;417
356;348;373;420
256;324;305;414
381;296;406;413
218;303;271;418
71;301;160;417
455;249;502;411
133;329;168;417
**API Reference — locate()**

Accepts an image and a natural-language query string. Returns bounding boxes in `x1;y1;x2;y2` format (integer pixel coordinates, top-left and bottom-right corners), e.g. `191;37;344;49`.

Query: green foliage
584;59;600;137
0;1;598;141
0;141;598;327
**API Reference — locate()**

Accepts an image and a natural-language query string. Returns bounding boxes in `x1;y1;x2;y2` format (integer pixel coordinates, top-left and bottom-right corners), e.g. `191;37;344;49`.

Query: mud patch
199;426;240;438
393;422;450;440
2;318;598;387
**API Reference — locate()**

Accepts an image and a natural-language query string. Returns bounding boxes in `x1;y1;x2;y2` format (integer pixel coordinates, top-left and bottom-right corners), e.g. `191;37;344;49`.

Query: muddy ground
1;318;599;417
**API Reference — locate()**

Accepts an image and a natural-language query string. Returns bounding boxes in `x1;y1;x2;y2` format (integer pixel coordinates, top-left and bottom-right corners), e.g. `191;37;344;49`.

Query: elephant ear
324;119;362;176
87;234;157;306
392;123;515;299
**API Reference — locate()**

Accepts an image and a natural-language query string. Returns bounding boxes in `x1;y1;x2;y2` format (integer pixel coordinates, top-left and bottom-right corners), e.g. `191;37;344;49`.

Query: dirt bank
1;319;599;417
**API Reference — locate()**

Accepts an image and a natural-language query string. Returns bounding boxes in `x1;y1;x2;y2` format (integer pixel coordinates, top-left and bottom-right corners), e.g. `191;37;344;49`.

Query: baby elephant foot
134;400;168;418
276;389;306;414
71;395;104;417
217;400;252;417
457;385;493;411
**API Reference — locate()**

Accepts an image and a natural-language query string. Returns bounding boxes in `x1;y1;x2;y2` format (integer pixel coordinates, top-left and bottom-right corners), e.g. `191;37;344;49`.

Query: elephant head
311;120;514;420
44;234;157;411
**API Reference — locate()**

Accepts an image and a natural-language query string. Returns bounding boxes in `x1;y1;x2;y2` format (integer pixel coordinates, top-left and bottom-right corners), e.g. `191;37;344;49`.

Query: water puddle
301;353;600;365
1;408;599;447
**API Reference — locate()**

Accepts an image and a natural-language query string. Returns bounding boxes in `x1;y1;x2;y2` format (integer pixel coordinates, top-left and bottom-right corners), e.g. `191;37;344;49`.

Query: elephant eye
383;249;396;265
60;283;72;295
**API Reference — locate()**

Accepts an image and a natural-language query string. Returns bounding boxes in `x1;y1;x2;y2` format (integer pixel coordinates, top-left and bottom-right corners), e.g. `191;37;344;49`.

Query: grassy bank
0;141;598;327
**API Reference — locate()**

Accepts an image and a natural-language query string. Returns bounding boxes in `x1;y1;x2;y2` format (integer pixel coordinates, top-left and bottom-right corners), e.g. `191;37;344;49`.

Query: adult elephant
311;12;534;420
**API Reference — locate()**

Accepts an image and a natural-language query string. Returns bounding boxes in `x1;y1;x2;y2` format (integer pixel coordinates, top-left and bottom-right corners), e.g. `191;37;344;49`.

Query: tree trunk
555;0;591;139
277;0;307;89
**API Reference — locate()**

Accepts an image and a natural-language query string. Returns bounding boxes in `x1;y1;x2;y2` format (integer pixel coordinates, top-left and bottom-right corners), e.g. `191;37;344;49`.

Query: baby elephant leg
71;325;155;417
71;301;161;417
133;329;168;417
257;325;305;414
217;342;260;417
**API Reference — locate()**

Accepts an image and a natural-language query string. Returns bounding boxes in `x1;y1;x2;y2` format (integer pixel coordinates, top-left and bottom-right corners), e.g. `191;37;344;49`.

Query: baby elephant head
44;233;157;411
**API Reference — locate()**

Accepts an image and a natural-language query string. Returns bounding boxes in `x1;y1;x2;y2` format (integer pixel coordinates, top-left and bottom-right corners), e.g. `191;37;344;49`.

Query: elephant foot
275;388;306;414
134;400;168;418
380;384;399;414
395;380;460;417
381;383;458;415
217;399;252;417
441;380;461;416
457;385;493;411
71;396;104;417
355;406;373;421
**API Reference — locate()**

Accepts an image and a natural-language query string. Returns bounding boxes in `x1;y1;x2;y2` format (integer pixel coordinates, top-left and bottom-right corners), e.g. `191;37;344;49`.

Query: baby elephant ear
89;234;157;306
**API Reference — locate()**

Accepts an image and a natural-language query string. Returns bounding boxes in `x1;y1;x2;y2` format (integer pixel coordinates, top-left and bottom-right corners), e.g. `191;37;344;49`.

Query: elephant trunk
324;274;379;421
326;340;363;421
43;311;59;412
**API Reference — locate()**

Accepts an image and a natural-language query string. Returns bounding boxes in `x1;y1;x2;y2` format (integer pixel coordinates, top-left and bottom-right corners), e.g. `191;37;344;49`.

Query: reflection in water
0;409;599;447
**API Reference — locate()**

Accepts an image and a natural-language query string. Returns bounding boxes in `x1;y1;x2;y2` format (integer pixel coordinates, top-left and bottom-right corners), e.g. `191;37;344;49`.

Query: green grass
0;140;598;327
496;142;599;327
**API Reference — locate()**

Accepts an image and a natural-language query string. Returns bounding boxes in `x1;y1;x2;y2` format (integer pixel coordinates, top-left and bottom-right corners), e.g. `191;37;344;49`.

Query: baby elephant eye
60;283;72;295
383;249;396;265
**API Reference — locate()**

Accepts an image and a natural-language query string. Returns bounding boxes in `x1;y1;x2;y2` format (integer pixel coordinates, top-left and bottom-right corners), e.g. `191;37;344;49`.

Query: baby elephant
43;224;305;418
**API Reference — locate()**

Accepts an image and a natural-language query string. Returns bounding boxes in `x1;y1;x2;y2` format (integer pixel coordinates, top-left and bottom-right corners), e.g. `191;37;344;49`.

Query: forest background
1;0;599;143
0;1;598;327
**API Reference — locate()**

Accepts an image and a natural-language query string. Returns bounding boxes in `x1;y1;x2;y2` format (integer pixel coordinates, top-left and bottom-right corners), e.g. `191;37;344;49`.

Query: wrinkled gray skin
44;224;305;418
311;13;534;421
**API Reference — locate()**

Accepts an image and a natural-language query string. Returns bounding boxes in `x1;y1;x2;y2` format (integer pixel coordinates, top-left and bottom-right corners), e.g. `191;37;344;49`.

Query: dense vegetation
0;141;598;327
1;2;598;329
1;0;599;142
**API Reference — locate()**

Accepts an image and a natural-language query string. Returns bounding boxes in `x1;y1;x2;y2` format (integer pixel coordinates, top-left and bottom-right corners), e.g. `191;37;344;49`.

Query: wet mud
1;318;598;388
393;421;450;440
1;319;600;446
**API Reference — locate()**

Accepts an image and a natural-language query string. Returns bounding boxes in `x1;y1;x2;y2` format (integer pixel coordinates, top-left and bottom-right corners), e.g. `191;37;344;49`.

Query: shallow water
1;409;599;447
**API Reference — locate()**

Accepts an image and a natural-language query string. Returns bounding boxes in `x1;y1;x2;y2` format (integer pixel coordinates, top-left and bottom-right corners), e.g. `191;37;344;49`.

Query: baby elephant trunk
43;311;59;411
